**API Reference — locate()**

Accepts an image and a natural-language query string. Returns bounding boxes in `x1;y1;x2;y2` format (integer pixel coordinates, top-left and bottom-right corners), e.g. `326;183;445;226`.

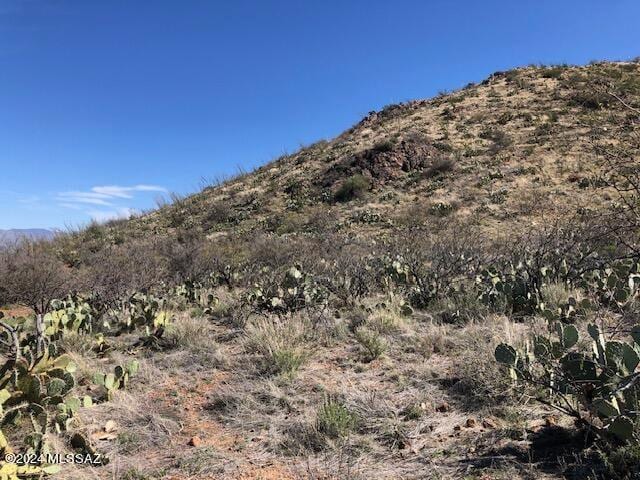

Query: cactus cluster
175;280;219;314
122;293;170;333
538;295;592;323
479;257;640;317
382;256;443;308
44;295;94;338
5;351;85;430
0;462;60;479
93;360;140;400
0;321;90;475
248;265;327;313
384;257;412;285
0;285;172;475
496;321;640;443
476;263;542;314
577;258;640;310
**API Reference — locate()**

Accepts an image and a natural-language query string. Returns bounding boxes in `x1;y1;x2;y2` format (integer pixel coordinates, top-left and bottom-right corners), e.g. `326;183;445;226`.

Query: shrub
271;349;306;377
0;241;71;315
202;201;235;228
354;327;387;361
541;65;566;79
316;397;358;438
313;243;378;308
334;174;370;202
371;140;394;153
480;127;512;155
0;241;72;355
423;156;455;179
243;316;309;376
570;90;612;110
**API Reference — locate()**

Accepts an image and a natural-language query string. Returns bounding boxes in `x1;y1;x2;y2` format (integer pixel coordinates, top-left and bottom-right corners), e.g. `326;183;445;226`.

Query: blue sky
1;0;638;229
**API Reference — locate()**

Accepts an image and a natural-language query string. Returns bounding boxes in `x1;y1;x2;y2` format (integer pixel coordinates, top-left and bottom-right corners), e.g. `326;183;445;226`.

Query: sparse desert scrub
316;396;359;439
353;326;387;361
243;314;311;376
448;316;528;412
163;313;226;367
1;62;640;479
334;174;370;202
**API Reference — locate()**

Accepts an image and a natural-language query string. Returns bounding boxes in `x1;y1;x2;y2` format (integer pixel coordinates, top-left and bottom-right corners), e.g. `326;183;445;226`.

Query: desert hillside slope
2;61;640;480
72;60;640;247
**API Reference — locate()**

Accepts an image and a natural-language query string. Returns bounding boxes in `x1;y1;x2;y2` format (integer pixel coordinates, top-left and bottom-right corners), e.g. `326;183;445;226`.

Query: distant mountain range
0;229;55;245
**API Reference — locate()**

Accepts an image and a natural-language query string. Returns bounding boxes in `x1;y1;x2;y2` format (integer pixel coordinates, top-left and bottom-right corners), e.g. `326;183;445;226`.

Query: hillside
2;61;640;480
76;60;640;246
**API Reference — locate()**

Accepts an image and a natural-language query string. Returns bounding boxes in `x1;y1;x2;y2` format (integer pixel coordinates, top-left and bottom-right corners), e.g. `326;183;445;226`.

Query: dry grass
34;62;640;479
243;315;311;376
45;300;583;480
540;281;584;311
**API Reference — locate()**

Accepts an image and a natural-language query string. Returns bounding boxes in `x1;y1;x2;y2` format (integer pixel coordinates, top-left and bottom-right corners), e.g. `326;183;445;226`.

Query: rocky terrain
1;61;640;480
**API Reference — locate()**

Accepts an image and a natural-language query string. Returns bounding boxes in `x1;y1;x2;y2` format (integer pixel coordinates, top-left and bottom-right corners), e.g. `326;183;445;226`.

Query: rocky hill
3;60;640;480
81;60;640;247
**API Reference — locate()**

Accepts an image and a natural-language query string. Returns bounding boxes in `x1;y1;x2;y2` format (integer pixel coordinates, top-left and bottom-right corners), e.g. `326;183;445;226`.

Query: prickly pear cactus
495;321;640;444
175;280;219;313
44;295;95;337
93;360;140;400
476;262;541;314
248;265;327;313
121;293;171;332
578;259;640;310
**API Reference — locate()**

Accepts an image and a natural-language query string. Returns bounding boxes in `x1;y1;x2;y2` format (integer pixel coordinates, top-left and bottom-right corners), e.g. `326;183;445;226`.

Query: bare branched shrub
0;240;73;355
312;238;379;308
0;241;71;315
83;238;169;307
387;222;492;308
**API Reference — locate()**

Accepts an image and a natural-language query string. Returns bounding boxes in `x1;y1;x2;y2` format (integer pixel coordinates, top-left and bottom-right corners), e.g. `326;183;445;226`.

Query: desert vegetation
1;61;640;479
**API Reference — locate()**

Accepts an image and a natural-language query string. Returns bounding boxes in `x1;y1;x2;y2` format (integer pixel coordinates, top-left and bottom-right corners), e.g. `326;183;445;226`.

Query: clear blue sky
1;0;638;229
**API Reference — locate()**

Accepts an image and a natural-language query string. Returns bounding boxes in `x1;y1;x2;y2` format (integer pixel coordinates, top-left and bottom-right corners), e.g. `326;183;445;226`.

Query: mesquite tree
0;241;70;356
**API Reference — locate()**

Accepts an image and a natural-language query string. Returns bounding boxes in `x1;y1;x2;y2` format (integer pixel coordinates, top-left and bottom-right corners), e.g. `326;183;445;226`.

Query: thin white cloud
56;184;167;222
57;192;113;206
57;203;84;210
17;195;40;205
87;207;138;223
57;184;167;208
91;184;167;199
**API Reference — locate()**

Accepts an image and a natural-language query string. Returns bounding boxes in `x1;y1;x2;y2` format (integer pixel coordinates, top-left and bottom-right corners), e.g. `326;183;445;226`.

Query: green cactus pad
608;415;635;441
494;344;517;365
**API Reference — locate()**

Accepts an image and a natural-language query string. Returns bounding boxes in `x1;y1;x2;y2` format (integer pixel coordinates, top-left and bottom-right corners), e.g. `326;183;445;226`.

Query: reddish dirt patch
148;372;243;451
233;464;296;480
0;305;33;318
146;372;297;480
